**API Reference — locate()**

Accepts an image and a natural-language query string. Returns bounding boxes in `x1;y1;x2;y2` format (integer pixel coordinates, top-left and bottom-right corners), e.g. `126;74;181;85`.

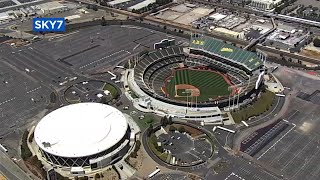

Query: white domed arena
34;103;132;173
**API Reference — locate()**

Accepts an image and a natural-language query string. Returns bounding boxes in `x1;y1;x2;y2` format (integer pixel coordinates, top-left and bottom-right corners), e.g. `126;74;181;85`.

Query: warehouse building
249;0;282;11
127;0;156;11
36;2;68;15
212;27;244;39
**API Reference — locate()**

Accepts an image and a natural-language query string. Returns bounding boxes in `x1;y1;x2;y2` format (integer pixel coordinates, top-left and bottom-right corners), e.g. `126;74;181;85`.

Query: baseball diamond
164;68;233;102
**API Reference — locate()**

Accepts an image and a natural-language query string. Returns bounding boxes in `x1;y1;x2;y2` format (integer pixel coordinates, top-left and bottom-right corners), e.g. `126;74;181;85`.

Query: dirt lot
101;168;120;180
126;147;144;170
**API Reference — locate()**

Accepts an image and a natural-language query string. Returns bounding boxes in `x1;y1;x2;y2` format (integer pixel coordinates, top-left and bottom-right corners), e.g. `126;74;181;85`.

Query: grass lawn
134;114;157;130
103;83;118;98
165;69;231;102
148;134;168;162
231;90;275;123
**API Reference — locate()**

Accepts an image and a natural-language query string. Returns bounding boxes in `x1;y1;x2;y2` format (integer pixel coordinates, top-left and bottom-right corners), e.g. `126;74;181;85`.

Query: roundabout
63;80;120;104
143;122;215;168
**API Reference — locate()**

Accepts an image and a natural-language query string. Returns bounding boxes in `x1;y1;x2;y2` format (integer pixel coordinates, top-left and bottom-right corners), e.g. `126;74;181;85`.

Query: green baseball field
164;68;232;102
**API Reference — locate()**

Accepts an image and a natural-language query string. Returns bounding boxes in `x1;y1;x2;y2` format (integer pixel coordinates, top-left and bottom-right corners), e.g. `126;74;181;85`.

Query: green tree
94;173;100;179
313;38;320;47
168;116;173;124
169;125;176;132
160;116;168;126
178;126;185;133
101;16;107;26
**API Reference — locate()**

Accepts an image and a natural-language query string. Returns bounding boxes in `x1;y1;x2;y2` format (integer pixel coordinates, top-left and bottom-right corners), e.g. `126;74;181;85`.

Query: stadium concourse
124;36;265;125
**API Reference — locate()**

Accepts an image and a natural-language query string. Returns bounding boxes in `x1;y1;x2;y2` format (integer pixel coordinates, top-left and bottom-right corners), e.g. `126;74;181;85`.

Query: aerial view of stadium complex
1;0;320;179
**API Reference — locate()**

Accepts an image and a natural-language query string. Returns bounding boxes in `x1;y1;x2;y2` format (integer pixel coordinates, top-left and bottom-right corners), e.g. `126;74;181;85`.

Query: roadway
245;17;276;50
192;0;320;28
68;0;320;66
0;150;32;180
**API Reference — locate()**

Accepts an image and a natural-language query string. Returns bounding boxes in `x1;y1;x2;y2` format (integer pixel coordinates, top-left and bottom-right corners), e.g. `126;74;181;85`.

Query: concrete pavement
0;150;32;180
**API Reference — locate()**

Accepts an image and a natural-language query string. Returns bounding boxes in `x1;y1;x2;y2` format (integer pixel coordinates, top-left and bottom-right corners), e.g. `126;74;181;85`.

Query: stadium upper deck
190;36;263;71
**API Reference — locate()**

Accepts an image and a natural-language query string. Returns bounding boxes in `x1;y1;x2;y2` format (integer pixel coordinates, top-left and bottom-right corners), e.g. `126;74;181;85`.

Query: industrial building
107;0;132;7
265;28;309;50
249;0;282;11
34;103;134;175
36;1;68;15
212;27;243;39
127;0;156;11
0;12;14;22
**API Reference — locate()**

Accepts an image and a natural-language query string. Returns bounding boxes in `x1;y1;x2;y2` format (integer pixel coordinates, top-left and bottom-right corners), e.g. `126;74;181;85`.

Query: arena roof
190;36;263;71
34;103;128;158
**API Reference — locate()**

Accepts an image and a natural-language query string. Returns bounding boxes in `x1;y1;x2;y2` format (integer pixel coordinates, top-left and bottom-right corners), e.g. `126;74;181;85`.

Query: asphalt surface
251;66;320;180
34;25;187;73
0;150;32;180
0;54;51;138
158;131;212;165
0;24;190;179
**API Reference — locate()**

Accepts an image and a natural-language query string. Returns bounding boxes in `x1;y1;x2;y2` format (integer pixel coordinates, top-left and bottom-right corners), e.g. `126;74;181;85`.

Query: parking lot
0;58;50;138
158;131;212;166
205;157;282;180
1;45;76;88
253;67;320;180
0;24;187;141
64;80;113;104
33;25;187;73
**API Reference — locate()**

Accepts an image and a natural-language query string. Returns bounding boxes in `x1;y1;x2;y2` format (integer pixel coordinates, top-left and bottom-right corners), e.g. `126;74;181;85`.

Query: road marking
292;144;320;179
26;86;41;94
287;110;298;120
79;50;129;69
257;122;296;160
281;136;315;171
48;31;79;41
0;97;16;106
224;172;245;180
133;43;140;51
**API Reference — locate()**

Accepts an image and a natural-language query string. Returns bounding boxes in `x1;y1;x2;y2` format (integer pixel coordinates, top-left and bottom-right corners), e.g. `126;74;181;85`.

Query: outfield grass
103;83;118;98
165;69;231;102
231;90;275;123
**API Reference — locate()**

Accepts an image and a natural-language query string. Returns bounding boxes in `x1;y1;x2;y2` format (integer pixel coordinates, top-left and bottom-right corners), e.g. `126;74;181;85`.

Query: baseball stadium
132;35;265;110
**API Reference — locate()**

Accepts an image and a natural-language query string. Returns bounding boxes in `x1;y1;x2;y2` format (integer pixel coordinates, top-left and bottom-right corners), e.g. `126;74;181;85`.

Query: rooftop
34;103;128;158
190;36;263;71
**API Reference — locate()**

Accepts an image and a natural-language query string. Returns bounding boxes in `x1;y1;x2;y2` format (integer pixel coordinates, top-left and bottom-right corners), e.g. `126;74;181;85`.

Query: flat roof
190;36;262;70
35;103;128;158
108;0;132;6
128;0;156;11
208;13;227;21
214;27;240;36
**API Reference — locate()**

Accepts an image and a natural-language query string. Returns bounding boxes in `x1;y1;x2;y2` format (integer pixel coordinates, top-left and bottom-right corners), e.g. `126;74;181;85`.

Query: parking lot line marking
292;145;320;179
0;97;16;106
287;110;299;120
281;136;315;171
257;123;296;160
224;172;245;180
79;50;129;69
26;86;41;94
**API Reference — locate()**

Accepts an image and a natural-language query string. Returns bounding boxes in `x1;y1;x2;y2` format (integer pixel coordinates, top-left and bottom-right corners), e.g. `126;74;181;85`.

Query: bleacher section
134;46;185;97
133;44;262;108
190;36;263;71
